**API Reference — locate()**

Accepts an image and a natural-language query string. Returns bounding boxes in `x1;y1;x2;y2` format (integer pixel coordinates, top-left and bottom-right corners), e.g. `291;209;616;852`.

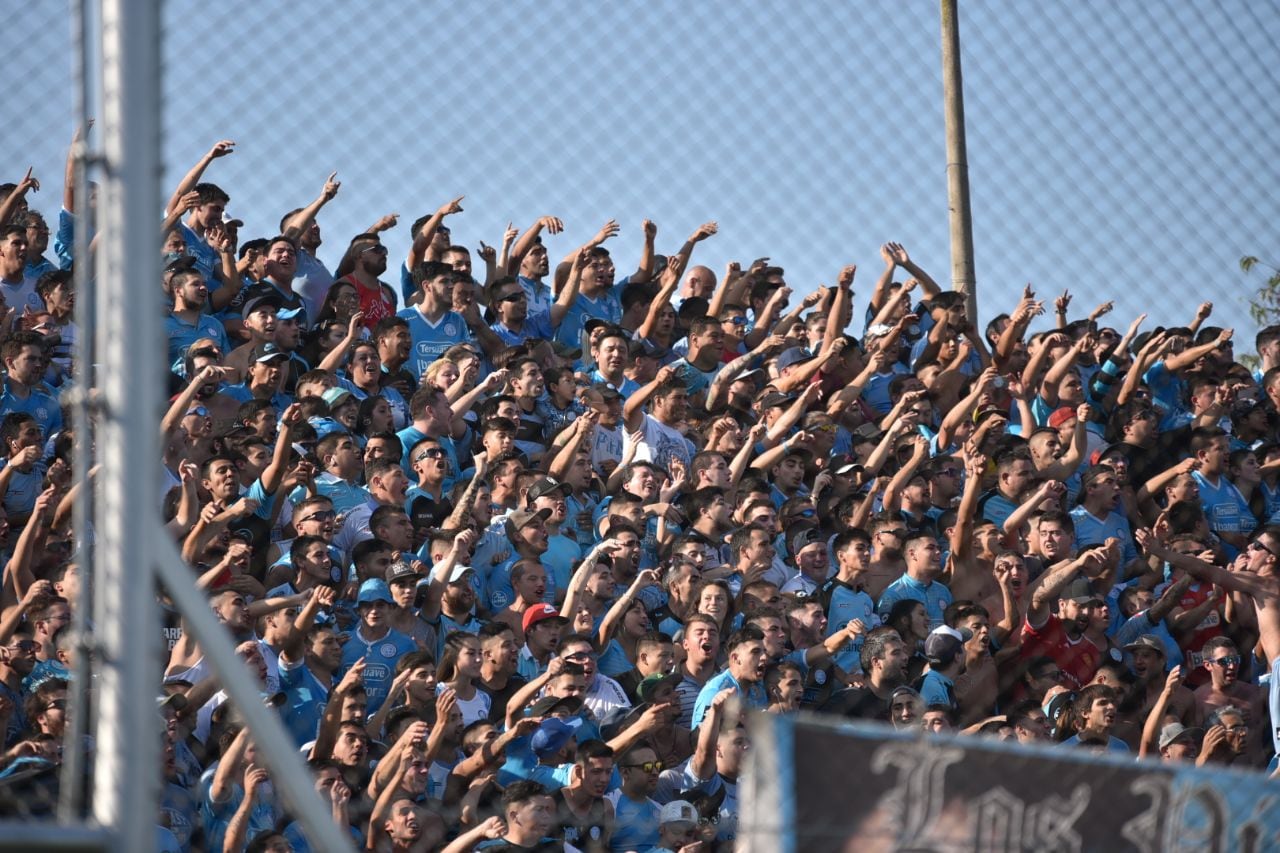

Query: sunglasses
185;406;209;418
414;448;447;462
1207;655;1241;668
298;510;337;524
1249;539;1280;559
721;316;748;327
360;244;388;255
879;529;908;539
47;699;68;711
624;760;663;773
498;291;526;303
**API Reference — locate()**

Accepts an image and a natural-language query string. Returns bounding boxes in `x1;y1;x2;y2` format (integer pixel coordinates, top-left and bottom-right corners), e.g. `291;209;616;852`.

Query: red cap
522;603;566;633
1048;407;1076;430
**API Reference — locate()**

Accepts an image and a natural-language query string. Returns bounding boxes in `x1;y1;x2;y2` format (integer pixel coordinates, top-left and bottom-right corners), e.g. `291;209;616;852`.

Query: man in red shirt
1021;545;1113;690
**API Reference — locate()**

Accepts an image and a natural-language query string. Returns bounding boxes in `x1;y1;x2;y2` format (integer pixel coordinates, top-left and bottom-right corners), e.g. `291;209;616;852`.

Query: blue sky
8;1;1280;347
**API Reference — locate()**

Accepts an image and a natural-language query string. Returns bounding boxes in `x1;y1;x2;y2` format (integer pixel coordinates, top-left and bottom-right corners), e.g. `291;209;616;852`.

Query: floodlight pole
90;0;162;849
940;0;978;324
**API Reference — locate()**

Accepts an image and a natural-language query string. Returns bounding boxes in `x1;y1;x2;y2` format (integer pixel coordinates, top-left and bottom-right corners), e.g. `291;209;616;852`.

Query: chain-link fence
3;0;1280;849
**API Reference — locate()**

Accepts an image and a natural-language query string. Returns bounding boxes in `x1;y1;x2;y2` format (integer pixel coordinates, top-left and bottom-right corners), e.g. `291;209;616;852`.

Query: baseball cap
221;211;245;227
522;603;567;633
776;347;814;371
831;453;863;476
527;477;571;503
636;672;682;704
242;292;283;319
923;625;972;665
758;391;794;411
276;305;306;322
659;800;699;827
529;716;583;757
789;526;825;559
1158;722;1202;750
251;342;289;364
447;564;475;584
322;387;354;408
1123;634;1166;656
504;507;552;541
385;560;423;585
852;422;885;444
1061;577;1103;605
356;578;395;606
1047;407;1077;430
551;341;582;360
584;318;615;336
528;694;583;718
591;383;623;402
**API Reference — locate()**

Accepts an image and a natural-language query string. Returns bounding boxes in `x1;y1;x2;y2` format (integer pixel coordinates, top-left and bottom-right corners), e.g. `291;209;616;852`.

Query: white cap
659;799;699;826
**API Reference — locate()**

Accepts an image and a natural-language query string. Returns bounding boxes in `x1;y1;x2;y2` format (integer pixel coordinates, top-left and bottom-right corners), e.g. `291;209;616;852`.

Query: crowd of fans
0;132;1278;852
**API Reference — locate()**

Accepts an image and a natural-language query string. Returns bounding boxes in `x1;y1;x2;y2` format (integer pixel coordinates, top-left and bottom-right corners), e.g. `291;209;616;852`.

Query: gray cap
1158;722;1202;750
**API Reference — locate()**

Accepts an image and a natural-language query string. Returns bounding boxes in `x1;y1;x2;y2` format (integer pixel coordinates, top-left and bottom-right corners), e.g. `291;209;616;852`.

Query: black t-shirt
818;686;890;721
475;839;564;852
549;787;610;853
480;674;528;724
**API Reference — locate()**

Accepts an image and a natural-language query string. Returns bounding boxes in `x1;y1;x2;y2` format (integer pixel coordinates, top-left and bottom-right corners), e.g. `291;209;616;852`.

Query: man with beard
690;627;768;729
977;449;1037;530
334;233;394;331
1021;546;1112;690
422;556;484;659
0;331;60;439
623;365;695;474
488;270;579;348
819;626;909;721
550;739;615;853
606;744;663;853
398;261;477;379
1117;635;1196;748
222;341;293;415
165;256;230;365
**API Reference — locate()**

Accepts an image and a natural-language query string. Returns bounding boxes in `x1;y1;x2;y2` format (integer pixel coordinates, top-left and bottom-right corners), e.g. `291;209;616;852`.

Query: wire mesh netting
2;1;1280;850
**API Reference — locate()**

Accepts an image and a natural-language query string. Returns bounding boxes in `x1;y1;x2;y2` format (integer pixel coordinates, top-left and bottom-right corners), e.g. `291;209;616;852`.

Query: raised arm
1138;666;1183;759
707;261;741;319
630;219;658;283
886;243;942;301
1163;328;1232;374
597;570;658;650
635;256;681;340
407;196;465;270
1027;552;1092;628
549;245;589;328
670;221;718;285
624;364;677;433
164;140;234;216
0;169;39;228
63;121;92;213
281;172;341;243
505;215;563;276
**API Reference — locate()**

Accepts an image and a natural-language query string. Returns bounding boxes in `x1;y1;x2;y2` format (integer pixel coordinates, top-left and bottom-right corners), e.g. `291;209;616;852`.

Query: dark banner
743;714;1280;853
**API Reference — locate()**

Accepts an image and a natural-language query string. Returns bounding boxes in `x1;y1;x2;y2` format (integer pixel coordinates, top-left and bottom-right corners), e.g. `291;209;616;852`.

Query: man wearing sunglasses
1193;637;1266;763
0;629;37;746
608;743;663;853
